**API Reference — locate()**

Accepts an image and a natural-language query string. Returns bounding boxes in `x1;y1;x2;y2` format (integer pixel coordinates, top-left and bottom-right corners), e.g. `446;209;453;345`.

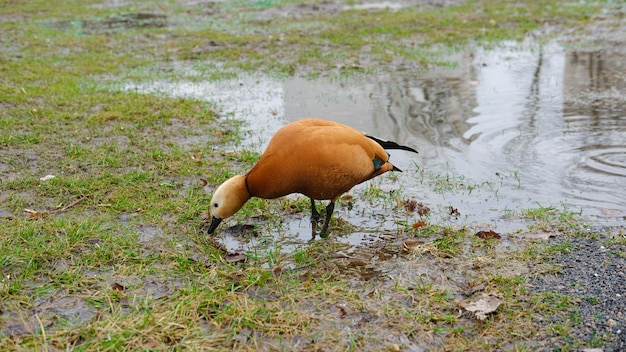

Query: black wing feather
366;135;418;154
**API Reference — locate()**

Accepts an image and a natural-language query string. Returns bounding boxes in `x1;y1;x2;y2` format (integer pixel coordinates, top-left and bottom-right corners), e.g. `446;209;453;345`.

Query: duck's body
207;118;418;239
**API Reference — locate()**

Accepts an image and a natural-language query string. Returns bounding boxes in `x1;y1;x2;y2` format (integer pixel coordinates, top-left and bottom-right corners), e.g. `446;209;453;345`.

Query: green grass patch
0;0;615;350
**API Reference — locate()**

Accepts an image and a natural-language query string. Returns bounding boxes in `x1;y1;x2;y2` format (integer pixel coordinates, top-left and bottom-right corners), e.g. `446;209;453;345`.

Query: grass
0;0;620;350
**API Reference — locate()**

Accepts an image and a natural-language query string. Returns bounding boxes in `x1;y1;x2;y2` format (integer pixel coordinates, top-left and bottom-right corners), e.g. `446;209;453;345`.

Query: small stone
607;318;618;327
40;174;55;181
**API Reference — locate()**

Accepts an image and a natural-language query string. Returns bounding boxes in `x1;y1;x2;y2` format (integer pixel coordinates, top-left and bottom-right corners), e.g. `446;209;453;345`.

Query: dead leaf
459;293;503;320
199;178;208;187
412;221;427;230
475;230;501;239
403;239;421;252
272;266;282;277
24;209;46;220
401;199;418;212
417;203;430;217
334;303;347;317
111;282;125;291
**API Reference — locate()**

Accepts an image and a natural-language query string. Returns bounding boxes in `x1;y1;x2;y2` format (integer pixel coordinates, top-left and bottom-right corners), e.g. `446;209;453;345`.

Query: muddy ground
1;1;626;351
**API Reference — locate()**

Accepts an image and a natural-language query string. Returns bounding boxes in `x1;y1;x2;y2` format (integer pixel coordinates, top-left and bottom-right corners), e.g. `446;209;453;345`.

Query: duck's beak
207;216;223;234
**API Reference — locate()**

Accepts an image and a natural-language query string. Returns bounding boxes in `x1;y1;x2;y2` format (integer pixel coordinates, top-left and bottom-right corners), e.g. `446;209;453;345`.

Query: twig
24;195;89;218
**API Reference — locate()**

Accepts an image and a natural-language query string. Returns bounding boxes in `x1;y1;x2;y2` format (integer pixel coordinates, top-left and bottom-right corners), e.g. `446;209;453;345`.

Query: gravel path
528;228;626;351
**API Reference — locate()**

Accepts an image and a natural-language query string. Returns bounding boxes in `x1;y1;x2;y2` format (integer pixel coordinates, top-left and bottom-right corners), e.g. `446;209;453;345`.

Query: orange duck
207;118;418;239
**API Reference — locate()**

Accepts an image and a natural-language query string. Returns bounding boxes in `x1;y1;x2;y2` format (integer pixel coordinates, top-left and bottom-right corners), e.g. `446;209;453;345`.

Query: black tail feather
366;135;419;154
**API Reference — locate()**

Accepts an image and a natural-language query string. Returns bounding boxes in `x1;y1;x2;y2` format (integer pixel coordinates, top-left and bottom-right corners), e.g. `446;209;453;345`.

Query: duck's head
207;175;251;234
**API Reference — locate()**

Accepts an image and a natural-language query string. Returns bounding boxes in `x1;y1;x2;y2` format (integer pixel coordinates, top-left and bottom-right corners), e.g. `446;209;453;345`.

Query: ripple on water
583;146;626;177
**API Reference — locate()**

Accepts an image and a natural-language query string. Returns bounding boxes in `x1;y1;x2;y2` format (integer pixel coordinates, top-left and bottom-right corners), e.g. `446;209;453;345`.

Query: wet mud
122;19;626;348
3;2;625;350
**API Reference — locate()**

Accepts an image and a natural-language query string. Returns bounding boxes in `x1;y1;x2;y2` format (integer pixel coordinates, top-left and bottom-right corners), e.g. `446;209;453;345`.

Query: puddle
124;38;626;253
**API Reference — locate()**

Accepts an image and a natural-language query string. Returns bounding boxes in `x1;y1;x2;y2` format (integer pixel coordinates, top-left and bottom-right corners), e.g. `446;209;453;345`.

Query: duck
207;118;418;239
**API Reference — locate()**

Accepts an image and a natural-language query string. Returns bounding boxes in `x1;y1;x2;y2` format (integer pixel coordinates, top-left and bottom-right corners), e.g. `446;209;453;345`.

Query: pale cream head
208;175;251;234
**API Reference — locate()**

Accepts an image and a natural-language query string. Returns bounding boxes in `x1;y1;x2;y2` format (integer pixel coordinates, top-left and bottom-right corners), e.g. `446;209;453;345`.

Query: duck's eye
213;203;219;208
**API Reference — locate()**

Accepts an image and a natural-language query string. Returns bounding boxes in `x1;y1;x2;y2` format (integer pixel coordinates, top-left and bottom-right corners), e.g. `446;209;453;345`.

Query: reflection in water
561;49;626;214
125;40;626;231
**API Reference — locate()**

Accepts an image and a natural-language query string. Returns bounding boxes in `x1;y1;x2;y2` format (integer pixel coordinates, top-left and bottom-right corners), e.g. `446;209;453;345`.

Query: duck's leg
319;201;335;239
310;198;320;240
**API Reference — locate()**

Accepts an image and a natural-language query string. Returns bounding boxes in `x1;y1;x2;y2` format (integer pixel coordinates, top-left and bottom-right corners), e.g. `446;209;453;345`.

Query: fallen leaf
272;266;282;277
417;203;430;217
459;293;503;320
111;282;125;291
412;221;427;230
402;199;418;212
24;209;46;220
334;303;348;317
402;239;426;253
475;230;501;239
199;178;208;187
